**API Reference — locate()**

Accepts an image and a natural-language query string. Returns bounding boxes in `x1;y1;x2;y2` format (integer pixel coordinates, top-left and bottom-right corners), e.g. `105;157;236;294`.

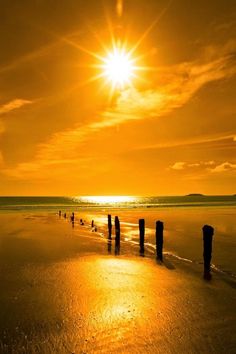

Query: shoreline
1;207;236;275
0;211;236;353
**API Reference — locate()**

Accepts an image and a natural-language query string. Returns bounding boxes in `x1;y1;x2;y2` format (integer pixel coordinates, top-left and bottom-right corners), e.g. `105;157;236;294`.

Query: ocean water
0;195;236;211
0;196;235;277
80;206;236;277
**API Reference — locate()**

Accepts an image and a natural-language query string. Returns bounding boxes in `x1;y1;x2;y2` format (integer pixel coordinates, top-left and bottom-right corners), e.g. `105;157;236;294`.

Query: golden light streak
28;2;173;98
129;0;173;56
116;0;123;17
80;196;135;204
37;7;163;95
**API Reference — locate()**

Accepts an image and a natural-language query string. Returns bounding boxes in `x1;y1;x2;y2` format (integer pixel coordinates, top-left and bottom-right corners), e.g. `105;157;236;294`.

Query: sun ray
38;8;161;95
129;0;173;56
41;8;163;96
38;10;163;95
61;36;105;61
103;5;117;52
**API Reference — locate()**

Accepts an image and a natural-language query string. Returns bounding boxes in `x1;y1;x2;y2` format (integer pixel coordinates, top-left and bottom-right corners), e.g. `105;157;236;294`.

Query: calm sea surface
0;196;235;276
0;195;235;211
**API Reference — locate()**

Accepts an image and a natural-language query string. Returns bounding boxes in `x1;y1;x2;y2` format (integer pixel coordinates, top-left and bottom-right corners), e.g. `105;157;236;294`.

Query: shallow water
0;206;235;276
0;195;236;211
77;207;236;277
0;211;236;353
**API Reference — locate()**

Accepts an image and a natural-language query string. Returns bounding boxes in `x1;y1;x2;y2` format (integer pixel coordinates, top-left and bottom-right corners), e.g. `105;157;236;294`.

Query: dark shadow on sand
158;257;176;270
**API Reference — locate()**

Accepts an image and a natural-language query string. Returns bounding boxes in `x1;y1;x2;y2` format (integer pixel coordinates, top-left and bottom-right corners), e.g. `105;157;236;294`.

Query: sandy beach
0;210;236;353
1;0;236;352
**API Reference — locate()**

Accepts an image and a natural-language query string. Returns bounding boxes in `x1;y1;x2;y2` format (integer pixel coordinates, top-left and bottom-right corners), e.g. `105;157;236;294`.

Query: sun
102;47;135;87
67;34;149;95
67;36;148;94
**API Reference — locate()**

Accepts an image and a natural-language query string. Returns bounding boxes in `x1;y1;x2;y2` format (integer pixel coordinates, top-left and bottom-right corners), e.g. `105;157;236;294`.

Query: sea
0;195;235;276
0;195;236;211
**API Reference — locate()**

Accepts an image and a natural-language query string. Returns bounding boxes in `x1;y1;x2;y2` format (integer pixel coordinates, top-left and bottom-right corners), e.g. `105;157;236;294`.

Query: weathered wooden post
80;218;84;225
156;221;164;261
115;216;120;253
91;220;94;228
202;225;214;280
71;212;75;228
108;214;112;240
139;219;145;254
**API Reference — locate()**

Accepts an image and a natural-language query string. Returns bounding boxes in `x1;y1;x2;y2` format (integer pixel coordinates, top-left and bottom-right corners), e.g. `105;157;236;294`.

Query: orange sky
0;0;236;195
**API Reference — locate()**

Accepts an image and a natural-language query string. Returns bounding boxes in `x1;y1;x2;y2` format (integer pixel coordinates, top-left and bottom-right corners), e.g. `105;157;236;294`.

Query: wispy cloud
209;162;236;173
169;160;236;175
3;157;92;180
0;99;32;115
0;28;82;75
103;45;236;125
170;161;215;170
170;162;186;170
2;41;236;179
132;134;236;151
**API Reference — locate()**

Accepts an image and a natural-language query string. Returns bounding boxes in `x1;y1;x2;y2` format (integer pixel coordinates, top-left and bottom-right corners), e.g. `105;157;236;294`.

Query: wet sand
0;212;236;353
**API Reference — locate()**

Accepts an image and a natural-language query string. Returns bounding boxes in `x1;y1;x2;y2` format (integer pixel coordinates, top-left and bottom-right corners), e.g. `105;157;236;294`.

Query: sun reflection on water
79;196;136;205
93;258;145;324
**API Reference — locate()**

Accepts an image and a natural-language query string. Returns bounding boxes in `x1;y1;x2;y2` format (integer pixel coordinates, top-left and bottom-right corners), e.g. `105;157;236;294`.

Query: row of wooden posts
59;210;214;280
107;214;214;280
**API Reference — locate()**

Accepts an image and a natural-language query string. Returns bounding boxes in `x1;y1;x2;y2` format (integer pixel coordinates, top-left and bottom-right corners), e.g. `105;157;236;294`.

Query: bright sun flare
103;48;135;86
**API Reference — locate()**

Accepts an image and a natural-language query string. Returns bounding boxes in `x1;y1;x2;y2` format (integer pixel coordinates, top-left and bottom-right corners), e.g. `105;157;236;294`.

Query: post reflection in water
115;244;120;255
107;239;112;253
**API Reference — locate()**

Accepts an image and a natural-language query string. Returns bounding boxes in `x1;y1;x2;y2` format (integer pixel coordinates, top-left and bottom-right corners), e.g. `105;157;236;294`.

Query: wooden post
156;221;164;261
71;212;75;228
139;219;145;254
202;225;214;280
108;214;112;240
91;220;94;228
115;216;120;253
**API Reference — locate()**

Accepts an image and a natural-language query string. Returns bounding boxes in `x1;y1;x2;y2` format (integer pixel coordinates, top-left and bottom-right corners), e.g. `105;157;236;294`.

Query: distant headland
186;193;204;196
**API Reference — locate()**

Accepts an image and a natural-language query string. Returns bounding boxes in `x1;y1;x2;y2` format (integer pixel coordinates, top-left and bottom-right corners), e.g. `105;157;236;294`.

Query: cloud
132;135;236;151
0;99;32;140
2;41;236;179
3;157;93;180
170;160;236;175
188;163;201;167
204;160;215;166
103;45;236;125
209;162;236;173
0;99;32;115
0;28;83;75
170;161;216;170
171;162;186;170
